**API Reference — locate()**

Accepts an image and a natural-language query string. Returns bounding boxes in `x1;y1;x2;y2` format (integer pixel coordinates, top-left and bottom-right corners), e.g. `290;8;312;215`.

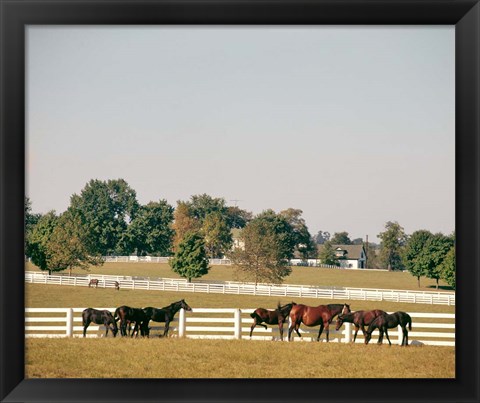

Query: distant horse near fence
114;281;120;291
288;303;351;342
88;279;99;288
365;311;412;346
249;302;296;341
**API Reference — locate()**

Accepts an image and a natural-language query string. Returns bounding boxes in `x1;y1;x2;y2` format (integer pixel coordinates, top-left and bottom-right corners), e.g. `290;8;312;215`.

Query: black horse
142;299;192;337
335;309;387;342
114;305;149;337
365;311;412;346
250;302;296;341
82;308;118;337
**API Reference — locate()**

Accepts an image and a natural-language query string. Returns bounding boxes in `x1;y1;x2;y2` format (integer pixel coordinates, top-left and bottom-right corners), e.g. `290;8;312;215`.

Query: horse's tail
408;316;412;331
114;307;120;322
250;311;260;321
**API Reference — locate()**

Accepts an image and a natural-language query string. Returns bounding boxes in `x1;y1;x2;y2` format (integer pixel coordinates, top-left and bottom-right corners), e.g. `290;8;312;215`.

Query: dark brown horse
288;303;351;342
365;311;412;346
114;281;120;291
142;299;192;338
82;308;118;337
249;302;296;341
114;305;149;337
88;279;99;288
335;309;387;342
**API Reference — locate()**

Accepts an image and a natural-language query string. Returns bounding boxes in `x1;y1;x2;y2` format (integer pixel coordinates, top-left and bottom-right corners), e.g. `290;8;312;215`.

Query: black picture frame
1;1;478;402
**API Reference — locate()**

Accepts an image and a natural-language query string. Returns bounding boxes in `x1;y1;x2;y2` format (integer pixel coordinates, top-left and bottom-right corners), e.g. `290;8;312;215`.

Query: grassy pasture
26;338;454;378
25;261;453;292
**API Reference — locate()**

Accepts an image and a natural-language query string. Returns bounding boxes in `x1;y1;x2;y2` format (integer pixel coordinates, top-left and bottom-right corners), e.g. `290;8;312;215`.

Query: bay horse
249;302;296;341
288;303;351;342
114;305;149;337
142;299;192;338
365;311;412;346
82;308;118;337
88;279;99;288
335;309;387;342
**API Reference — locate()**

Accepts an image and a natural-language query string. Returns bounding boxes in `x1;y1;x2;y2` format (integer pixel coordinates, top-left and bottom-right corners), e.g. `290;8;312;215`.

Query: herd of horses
83;299;412;345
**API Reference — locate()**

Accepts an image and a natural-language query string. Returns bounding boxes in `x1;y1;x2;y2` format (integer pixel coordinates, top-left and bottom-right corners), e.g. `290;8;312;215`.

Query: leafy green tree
27;211;58;274
122;200;175;256
201;212;233;258
254;210;296;260
313;230;330;245
403;230;434;287
25;197;41;259
69;179;139;255
46;211;103;275
226;206;252;229
172;201;200;251
187;194;228;221
419;233;454;289
227;219;292;285
365;242;381;269
318;241;340;266
169;232;210;282
439;245;455;289
330;231;352;245
279;208;316;259
378;221;407;271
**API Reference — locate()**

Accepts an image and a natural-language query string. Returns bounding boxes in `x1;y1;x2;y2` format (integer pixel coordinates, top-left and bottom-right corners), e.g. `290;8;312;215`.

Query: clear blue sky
26;26;455;243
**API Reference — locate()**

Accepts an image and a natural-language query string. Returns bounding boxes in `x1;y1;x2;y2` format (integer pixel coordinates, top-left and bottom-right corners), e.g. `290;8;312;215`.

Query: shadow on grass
426;285;455;291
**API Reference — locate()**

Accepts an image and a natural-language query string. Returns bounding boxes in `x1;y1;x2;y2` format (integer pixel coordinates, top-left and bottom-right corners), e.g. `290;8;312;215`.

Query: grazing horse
288;303;350;342
142;299;192;338
114;305;149;337
82;308;118;337
88;279;99;288
365;311;412;346
114;281;120;291
335;309;387;342
249;302;296;341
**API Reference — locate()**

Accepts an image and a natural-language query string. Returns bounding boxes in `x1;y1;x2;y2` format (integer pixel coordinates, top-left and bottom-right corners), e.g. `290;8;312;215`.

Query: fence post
234;309;241;339
66;308;74;337
344;323;352;343
178;308;186;338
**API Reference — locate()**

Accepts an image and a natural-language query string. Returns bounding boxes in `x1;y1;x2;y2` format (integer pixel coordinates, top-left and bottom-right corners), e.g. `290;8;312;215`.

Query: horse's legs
353;325;361;343
278;321;284;341
317;324;324;342
163;320;170;337
384;328;391;345
377;329;384;344
249;319;257;338
83;320;90;337
295;323;301;338
325;323;330;342
120;320;127;337
402;326;408;346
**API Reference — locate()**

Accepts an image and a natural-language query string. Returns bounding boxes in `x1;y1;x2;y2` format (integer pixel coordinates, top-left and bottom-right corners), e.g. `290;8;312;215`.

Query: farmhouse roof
317;244;365;260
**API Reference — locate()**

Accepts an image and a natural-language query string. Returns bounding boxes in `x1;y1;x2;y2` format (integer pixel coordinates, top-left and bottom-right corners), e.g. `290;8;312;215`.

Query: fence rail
25;307;455;346
25;271;456;306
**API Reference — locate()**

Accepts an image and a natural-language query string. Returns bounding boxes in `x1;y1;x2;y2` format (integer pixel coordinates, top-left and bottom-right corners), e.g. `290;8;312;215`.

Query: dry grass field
26;338;454;378
25;262;455;379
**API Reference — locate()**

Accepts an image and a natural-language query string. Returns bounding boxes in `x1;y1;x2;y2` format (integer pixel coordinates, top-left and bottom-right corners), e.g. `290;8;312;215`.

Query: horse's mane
161;300;182;311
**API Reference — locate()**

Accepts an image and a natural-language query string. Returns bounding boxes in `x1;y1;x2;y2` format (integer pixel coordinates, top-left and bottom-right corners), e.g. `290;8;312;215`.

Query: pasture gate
25;308;455;346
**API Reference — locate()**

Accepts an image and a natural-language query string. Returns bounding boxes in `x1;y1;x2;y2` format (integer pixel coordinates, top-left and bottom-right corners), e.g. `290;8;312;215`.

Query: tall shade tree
330;231;352;245
254;210;296;260
403;230;434;287
419;233;454;289
226;206;252;229
169;231;210;282
69;179;139;255
27;211;58;274
187;194;228;221
46;211;103;276
313;230;330;245
172;202;199;251
378;221;407;271
439;245;455;289
25;197;41;259
318;241;340;266
122;200;175;256
201;211;233;258
279;208;316;259
227;218;292;285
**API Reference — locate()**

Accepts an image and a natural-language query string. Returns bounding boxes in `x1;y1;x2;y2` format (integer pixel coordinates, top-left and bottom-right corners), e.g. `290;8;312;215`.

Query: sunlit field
25;261;453;292
25;261;455;379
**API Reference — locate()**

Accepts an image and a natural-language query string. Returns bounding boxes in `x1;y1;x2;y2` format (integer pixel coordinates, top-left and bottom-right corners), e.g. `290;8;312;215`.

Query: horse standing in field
365;311;412;346
335;309;387;342
249;302;296;341
114;281;120;291
114;305;149;337
82;308;118;337
142;299;192;338
288;303;351;342
88;279;99;288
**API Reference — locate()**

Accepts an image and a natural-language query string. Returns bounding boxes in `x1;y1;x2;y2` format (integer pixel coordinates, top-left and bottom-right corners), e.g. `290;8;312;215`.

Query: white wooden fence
25;307;455;346
25;271;456;306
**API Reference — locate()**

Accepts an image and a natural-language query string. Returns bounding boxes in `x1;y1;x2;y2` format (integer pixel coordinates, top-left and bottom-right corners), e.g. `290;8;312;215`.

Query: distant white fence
25;271;456;306
25;307;455;346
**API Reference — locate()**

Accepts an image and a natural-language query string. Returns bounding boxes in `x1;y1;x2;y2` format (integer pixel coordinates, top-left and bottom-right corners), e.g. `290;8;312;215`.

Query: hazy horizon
26;26;455;243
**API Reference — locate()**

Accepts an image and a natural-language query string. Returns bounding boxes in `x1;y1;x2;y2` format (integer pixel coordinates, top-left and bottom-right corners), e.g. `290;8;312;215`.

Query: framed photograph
1;0;478;402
